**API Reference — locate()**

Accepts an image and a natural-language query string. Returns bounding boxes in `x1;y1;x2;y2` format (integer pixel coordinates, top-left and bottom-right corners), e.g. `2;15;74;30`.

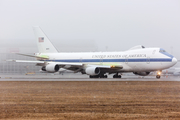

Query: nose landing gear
156;71;162;79
156;75;161;79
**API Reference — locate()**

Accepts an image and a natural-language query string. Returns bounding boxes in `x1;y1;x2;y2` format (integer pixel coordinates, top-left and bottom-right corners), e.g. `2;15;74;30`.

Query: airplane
8;26;177;79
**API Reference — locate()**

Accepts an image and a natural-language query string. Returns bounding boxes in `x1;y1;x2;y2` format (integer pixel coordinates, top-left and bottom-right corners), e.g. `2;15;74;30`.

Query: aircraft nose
172;57;177;65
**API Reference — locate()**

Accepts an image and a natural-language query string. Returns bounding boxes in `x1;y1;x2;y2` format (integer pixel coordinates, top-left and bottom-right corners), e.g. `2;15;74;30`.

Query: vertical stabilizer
33;26;58;53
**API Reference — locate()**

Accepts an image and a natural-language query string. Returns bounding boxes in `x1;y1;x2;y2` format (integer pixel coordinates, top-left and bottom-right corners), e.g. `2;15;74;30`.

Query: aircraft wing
7;59;45;63
7;59;123;73
7;59;83;67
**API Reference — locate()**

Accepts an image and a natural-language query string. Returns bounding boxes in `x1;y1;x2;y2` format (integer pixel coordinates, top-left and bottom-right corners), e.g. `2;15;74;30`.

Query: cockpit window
159;48;174;58
159;49;166;53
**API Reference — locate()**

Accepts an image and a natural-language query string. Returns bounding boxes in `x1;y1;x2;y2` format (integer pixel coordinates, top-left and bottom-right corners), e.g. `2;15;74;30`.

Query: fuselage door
146;57;150;64
125;57;128;64
100;58;103;65
79;58;82;63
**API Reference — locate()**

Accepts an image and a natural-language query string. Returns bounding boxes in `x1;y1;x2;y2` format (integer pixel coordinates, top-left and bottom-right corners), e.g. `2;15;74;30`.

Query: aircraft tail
33;26;58;53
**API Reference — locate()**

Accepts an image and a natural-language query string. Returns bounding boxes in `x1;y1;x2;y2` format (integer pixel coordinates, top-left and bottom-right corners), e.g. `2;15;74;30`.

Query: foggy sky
0;0;180;58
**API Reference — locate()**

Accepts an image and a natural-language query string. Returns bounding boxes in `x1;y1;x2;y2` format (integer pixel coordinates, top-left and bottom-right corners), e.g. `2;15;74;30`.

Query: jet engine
85;67;100;75
41;63;60;73
133;72;150;76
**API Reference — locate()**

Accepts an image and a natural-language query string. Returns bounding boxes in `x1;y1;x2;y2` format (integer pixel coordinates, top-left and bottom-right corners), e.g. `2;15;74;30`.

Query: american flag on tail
39;37;44;42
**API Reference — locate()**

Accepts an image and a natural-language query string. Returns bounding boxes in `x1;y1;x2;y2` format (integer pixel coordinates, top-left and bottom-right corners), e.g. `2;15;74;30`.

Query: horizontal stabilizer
17;53;49;60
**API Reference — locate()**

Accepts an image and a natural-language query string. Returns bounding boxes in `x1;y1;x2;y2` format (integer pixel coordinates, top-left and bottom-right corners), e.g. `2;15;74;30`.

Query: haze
0;0;180;59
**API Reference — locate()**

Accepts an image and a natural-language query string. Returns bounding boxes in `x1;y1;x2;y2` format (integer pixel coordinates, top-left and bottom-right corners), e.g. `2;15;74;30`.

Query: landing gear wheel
90;75;94;78
104;75;108;78
100;74;108;78
156;75;161;79
100;75;104;78
90;74;108;78
113;74;121;78
113;75;117;78
89;75;98;78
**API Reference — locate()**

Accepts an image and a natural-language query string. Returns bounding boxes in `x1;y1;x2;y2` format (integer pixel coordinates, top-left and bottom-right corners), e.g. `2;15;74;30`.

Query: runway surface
0;76;180;119
0;74;180;81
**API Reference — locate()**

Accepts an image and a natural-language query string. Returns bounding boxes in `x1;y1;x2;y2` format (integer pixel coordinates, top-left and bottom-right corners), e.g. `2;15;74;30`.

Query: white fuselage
37;47;177;73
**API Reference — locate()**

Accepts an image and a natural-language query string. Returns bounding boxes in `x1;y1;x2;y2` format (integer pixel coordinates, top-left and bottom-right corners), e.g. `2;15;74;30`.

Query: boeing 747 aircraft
9;27;177;79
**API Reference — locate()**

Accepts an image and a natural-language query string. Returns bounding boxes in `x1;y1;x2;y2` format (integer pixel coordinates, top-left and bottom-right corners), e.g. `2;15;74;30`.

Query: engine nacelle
133;72;150;76
41;63;60;73
85;67;100;75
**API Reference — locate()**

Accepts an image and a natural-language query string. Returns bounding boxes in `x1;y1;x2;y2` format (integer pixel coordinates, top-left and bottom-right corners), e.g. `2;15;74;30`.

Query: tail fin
33;26;58;53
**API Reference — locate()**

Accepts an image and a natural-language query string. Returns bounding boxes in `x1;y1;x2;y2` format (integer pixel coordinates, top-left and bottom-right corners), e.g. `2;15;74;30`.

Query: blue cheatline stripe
42;58;172;62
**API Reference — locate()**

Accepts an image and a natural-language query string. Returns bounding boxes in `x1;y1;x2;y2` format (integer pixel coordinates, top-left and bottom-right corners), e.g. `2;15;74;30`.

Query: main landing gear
89;73;122;78
89;74;108;78
113;73;121;78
